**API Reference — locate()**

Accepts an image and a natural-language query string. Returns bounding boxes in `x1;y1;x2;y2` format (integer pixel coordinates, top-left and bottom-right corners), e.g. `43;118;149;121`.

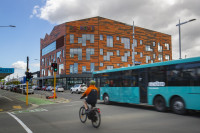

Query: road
0;90;200;133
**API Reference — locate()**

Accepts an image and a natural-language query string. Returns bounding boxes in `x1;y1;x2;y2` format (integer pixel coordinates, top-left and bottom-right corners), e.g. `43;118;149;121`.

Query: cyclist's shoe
85;109;90;114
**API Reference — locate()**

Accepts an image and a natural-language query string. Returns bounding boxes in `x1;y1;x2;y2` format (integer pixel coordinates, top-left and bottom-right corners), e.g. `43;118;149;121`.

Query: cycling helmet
90;80;96;85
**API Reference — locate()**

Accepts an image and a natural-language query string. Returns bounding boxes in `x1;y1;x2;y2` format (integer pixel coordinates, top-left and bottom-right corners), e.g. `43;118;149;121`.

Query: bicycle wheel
91;110;101;128
79;106;87;123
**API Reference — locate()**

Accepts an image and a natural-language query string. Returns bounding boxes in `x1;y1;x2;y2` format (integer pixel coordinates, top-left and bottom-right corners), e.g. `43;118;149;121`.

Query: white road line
2;96;13;101
7;112;33;133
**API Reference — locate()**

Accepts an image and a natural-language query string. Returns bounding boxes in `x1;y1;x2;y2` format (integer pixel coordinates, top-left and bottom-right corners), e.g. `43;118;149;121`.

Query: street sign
0;68;14;73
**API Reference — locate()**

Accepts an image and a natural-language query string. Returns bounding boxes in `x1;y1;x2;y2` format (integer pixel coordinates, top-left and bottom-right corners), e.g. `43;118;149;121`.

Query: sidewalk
0;89;70;112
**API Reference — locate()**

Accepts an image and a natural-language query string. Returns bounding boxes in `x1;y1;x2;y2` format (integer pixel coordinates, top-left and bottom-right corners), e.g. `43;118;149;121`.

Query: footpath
0;89;69;112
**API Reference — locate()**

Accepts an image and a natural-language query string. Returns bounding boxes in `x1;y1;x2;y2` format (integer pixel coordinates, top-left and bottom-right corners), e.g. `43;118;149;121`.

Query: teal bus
93;57;200;115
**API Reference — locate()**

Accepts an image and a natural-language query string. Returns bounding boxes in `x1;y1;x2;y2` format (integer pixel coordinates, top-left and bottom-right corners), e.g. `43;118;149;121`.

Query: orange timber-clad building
39;16;172;89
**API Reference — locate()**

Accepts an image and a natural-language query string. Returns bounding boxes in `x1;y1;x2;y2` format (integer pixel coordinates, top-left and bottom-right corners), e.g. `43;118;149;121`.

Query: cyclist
80;80;98;113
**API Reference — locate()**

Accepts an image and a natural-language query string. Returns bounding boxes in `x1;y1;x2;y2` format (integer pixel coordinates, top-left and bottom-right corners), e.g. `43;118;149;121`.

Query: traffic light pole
26;56;29;106
54;71;56;100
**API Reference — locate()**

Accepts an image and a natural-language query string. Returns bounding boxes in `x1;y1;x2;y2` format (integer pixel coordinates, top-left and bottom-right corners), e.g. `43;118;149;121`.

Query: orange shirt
82;85;98;97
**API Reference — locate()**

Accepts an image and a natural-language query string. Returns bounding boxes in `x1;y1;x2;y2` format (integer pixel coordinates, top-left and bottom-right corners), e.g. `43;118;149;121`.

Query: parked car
32;86;41;90
46;86;53;91
42;86;47;91
56;86;64;92
11;85;18;92
19;84;34;94
70;84;87;94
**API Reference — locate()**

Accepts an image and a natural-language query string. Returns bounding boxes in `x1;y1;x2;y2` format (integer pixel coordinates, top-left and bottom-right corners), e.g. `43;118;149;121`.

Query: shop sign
69;25;95;32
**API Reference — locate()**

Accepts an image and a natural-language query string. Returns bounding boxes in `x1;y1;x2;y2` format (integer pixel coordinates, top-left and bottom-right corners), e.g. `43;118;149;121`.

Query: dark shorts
86;98;96;107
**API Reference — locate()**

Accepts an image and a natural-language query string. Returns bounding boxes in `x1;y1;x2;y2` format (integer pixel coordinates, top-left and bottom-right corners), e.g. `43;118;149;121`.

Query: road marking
7;112;33;133
11;108;48;114
13;106;22;109
2;96;13;101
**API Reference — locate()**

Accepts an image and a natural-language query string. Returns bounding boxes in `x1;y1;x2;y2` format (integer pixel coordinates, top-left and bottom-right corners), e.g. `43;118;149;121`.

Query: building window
42;59;44;66
59;64;64;75
104;52;113;61
117;50;120;56
86;48;94;60
117;64;120;66
42;69;45;76
70;48;82;60
100;63;103;67
107;35;113;47
42;41;56;56
62;49;65;58
90;63;95;72
116;36;119;40
121;51;130;62
82;34;86;46
140;52;143;57
151;60;154;63
153;54;156;59
74;63;78;73
165;43;169;50
121;37;130;49
153;42;156;46
107;66;113;70
158;43;162;52
146;45;153;51
165;55;170;61
133;39;137;47
90;34;94;43
140;40;143;45
57;51;61;62
100;35;103;40
70;65;74;74
158;54;163;61
82;66;86;72
78;37;82;44
70;34;74;43
146;56;151;63
100;49;103;55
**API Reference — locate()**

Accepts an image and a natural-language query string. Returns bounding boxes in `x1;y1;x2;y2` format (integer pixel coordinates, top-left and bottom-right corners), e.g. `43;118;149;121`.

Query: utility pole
26;56;29;106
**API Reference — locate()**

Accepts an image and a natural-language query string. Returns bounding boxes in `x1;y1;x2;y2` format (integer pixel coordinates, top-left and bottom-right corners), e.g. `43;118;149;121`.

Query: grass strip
18;96;54;105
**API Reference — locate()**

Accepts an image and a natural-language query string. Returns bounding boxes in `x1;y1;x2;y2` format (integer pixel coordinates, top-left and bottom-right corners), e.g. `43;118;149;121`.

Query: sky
0;0;200;80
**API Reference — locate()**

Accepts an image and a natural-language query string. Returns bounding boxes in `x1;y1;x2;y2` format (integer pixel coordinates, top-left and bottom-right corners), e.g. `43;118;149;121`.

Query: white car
46;86;53;91
70;84;87;94
56;86;64;92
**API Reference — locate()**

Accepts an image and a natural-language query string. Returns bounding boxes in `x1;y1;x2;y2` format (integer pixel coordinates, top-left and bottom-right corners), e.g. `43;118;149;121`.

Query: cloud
12;61;26;70
31;0;200;59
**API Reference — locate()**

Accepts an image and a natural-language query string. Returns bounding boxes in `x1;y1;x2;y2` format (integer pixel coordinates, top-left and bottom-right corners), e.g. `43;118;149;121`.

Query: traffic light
51;63;57;72
25;72;33;81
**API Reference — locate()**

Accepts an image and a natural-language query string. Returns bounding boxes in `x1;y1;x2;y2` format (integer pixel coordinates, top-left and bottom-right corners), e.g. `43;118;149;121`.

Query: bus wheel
154;96;167;112
103;94;110;105
171;97;186;115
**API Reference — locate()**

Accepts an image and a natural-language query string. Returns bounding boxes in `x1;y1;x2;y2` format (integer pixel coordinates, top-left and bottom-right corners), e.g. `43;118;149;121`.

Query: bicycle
79;104;101;128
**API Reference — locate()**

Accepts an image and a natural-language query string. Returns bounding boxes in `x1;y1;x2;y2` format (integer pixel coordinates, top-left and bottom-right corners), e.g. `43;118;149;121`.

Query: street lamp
176;19;196;59
0;25;16;27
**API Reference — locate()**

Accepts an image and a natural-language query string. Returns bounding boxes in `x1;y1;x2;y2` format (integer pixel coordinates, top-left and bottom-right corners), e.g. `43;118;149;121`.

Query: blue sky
1;0;200;80
0;0;56;78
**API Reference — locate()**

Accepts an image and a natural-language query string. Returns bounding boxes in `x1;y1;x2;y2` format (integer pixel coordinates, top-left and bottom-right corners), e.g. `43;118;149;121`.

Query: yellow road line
13;106;22;109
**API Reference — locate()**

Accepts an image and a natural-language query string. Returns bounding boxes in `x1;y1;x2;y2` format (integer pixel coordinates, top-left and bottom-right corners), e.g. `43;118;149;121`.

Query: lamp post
176;19;196;59
0;25;16;27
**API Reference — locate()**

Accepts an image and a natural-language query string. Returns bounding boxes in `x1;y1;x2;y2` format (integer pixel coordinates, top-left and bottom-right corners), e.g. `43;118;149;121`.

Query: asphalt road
1;90;200;133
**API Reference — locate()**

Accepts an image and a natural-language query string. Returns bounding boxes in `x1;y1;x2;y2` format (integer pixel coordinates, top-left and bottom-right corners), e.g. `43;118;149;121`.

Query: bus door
138;69;148;103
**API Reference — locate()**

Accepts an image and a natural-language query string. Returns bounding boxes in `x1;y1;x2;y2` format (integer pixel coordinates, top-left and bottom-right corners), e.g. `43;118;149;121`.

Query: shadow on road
98;101;200;118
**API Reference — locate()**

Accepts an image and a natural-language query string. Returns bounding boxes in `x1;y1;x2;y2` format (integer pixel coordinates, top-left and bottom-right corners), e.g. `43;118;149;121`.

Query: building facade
39;16;172;89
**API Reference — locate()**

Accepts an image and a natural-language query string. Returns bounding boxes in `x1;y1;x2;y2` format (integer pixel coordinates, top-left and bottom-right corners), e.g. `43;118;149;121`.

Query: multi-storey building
39;16;172;89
